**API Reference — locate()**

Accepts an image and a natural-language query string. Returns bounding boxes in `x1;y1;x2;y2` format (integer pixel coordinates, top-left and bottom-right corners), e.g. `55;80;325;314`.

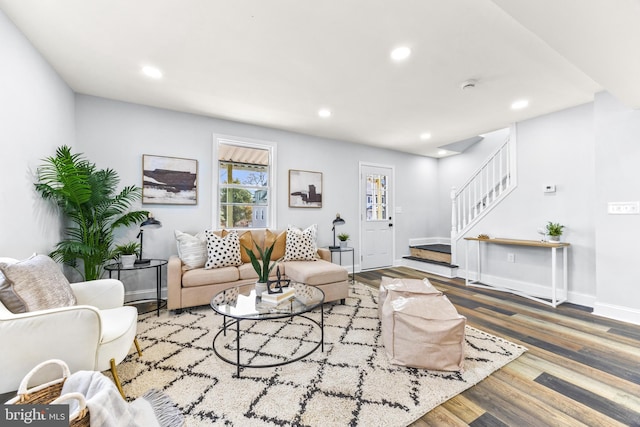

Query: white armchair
0;275;140;397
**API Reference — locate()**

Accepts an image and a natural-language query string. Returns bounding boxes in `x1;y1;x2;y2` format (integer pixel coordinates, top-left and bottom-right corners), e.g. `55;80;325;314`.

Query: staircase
402;242;458;278
450;134;517;264
401;133;516;278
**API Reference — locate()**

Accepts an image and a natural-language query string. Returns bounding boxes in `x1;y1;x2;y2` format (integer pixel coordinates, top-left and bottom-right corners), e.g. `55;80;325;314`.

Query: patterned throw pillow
283;224;318;261
205;230;242;269
0;254;76;313
175;230;207;270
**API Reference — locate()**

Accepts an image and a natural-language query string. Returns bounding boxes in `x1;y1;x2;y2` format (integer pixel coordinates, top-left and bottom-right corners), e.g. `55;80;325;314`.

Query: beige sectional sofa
167;228;349;311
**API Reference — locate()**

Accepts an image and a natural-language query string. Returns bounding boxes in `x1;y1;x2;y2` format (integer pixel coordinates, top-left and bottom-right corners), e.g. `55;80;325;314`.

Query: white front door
360;164;394;270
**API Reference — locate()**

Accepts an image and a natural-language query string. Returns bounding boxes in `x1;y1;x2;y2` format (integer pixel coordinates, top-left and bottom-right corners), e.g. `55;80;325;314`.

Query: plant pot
255;281;268;297
120;254;136;268
548;235;561;242
339;240;347;248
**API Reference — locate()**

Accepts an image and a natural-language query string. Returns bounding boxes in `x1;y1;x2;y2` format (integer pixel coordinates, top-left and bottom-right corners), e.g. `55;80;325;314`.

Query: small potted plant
545;222;565;242
243;239;277;297
115;242;141;268
337;232;350;248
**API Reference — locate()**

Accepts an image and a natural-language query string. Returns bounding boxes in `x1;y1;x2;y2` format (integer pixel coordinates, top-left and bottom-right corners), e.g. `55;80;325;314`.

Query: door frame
358;161;396;270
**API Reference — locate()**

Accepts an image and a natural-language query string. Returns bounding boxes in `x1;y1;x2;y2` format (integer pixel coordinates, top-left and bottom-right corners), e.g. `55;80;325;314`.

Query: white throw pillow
174;230;207;270
204;230;242;269
283;224;318;261
0;254;76;313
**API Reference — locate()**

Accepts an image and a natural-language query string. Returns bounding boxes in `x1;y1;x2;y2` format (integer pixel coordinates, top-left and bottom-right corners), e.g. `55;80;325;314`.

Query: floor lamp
329;214;345;249
135;213;162;265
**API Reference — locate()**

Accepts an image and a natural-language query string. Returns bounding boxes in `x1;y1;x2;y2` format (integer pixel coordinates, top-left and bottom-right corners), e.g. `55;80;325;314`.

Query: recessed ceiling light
142;66;162;79
511;99;529;110
390;46;411;61
318;108;331;118
420;132;431;140
438;150;447;156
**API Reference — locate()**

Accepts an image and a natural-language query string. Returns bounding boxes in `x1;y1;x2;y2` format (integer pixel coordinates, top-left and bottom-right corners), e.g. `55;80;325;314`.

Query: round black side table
105;259;168;316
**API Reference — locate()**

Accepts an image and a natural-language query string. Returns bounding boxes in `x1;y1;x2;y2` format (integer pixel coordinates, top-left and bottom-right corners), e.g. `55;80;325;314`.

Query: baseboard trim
593;301;640;326
458;269;595;308
125;288;166;303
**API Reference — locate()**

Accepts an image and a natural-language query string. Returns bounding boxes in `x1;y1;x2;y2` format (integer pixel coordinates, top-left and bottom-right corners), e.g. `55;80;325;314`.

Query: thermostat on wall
544;184;556;193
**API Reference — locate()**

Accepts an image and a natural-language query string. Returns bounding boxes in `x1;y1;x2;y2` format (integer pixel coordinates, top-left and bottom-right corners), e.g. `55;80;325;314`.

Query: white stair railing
450;136;516;248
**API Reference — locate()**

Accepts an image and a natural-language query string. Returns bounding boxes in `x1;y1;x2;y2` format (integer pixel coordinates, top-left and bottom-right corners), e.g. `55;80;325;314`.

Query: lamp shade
333;214;345;226
140;214;162;229
135;213;162;265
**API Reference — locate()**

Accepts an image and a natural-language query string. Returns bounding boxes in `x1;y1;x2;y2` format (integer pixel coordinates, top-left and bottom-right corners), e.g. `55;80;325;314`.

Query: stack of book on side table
261;287;296;305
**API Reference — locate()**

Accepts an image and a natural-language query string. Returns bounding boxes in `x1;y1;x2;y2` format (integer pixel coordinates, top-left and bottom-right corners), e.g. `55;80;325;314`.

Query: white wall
0;10;75;258
593;91;640;324
74;95;438;295
444;104;597;306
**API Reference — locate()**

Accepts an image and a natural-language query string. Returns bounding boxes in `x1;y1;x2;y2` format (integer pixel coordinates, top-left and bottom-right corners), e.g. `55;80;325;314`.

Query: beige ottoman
283;259;349;303
379;277;466;371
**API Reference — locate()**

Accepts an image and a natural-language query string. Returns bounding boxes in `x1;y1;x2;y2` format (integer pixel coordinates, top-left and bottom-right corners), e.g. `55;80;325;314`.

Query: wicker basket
5;359;90;426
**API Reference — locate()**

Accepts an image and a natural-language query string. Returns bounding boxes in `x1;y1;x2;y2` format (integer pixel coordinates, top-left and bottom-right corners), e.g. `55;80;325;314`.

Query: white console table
464;237;569;308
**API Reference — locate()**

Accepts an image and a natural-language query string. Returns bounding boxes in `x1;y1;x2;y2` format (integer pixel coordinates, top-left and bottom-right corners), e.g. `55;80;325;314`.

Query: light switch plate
608;201;640;215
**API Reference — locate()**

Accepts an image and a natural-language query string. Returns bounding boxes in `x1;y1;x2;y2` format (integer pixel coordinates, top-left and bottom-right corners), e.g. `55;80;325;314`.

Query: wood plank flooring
356;267;640;427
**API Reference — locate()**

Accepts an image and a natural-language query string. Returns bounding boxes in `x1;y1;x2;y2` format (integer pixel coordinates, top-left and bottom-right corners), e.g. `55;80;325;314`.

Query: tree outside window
218;144;271;228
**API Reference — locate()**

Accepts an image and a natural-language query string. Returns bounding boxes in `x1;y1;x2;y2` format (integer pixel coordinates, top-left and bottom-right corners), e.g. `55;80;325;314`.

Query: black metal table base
212;305;324;378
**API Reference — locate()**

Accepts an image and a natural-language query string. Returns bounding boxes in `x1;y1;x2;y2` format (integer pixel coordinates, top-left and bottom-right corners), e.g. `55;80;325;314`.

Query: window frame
213;134;277;230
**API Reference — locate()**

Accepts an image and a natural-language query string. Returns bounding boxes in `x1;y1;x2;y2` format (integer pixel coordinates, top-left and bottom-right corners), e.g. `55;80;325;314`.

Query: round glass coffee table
210;283;324;377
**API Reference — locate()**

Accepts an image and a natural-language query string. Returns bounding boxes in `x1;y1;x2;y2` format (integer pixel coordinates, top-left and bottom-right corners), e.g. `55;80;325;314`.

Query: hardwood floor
356;267;640;427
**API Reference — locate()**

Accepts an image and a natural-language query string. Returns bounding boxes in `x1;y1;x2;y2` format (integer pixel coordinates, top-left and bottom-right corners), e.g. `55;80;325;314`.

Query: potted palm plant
546;221;565;242
35;145;149;280
115;242;141;268
242;239;277;297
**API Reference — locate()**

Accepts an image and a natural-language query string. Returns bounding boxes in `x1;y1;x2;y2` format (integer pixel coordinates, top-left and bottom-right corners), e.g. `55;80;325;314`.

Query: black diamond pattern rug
114;283;526;426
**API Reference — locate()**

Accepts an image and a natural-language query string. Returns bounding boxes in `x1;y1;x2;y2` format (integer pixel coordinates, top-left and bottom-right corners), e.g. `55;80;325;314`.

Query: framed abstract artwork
142;155;198;205
289;169;322;208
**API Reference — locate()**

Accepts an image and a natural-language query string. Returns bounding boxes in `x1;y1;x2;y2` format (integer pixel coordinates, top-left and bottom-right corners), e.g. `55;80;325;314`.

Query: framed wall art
142;155;198;205
289;169;322;208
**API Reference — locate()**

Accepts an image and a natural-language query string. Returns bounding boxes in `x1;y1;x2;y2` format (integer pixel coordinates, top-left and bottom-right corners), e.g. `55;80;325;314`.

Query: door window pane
366;174;387;221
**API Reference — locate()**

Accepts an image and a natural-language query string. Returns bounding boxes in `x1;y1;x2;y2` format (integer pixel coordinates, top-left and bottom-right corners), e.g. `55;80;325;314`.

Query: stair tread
409;244;451;254
403;256;458;268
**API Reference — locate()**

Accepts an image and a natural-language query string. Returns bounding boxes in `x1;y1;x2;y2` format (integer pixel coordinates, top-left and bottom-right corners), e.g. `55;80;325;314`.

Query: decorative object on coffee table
267;266;289;294
242;238;277;297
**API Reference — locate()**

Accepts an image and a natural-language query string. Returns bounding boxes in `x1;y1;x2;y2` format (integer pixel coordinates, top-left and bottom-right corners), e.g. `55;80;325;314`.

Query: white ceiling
2;0;639;157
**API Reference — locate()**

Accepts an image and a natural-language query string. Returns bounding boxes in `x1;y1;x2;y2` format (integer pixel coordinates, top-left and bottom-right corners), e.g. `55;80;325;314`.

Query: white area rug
115;283;526;426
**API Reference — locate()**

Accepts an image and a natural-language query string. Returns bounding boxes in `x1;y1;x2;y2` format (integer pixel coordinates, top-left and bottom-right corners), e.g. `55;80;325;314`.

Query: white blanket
60;371;182;427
